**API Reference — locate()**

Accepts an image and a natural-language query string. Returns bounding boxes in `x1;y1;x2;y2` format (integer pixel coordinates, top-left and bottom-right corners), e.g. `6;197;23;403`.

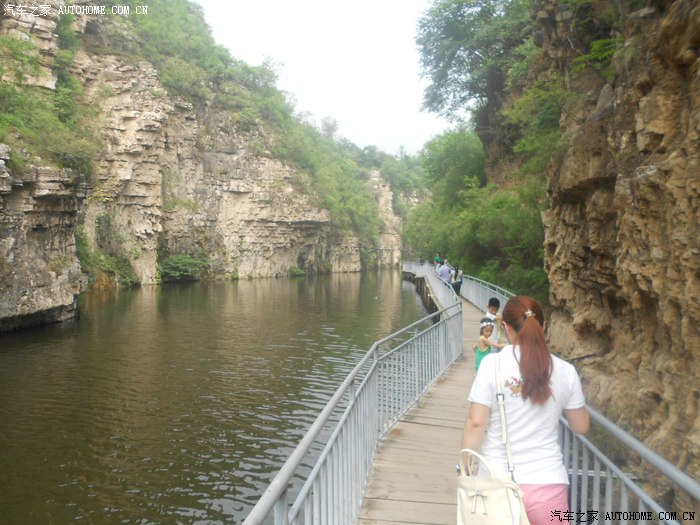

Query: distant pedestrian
438;259;452;282
484;297;503;344
450;265;463;295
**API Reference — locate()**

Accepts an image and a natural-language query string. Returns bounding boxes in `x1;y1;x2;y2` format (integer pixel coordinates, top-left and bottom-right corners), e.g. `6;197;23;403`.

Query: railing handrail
462;274;514;300
587;406;700;500
403;261;460;310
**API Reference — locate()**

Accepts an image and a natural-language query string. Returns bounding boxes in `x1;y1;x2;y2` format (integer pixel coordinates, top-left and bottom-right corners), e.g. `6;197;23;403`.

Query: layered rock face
0;3;402;330
72;16;402;283
535;0;699;487
0;146;87;330
0;1;87;329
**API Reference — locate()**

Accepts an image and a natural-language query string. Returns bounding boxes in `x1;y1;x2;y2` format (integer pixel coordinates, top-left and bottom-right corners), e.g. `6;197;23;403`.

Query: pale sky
193;0;450;155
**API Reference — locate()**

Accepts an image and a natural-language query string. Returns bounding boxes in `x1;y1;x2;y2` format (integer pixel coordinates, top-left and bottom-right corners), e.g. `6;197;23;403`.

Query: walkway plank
358;299;483;525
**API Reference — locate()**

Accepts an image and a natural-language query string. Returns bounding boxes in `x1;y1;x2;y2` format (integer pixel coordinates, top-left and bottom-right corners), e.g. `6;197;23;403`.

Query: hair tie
524;309;534;319
480;320;495;329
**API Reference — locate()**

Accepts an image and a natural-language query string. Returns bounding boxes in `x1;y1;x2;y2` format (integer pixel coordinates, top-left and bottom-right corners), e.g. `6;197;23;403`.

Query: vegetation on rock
159;254;210;282
76;226;138;287
0;14;102;176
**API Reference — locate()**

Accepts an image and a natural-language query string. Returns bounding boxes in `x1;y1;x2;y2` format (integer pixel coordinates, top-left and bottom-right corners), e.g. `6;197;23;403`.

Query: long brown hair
502;296;552;404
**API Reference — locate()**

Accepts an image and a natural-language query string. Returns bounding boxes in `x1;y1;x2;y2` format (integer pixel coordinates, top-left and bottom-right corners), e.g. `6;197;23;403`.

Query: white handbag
457;449;529;525
457;354;530;525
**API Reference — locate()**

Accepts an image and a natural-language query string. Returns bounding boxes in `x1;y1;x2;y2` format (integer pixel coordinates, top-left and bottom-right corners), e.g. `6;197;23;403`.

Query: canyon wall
0;1;87;330
536;0;698;495
0;2;402;330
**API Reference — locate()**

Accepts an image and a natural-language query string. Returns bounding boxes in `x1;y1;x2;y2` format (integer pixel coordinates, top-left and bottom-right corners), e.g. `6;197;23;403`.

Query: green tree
416;0;533;119
403;129;485;260
404;129;548;302
421;128;485;208
412;0;554;301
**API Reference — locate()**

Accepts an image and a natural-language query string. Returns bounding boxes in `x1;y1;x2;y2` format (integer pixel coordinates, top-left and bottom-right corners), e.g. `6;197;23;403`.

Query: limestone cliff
0;1;88;330
487;0;699;496
0;2;403;330
0;143;87;330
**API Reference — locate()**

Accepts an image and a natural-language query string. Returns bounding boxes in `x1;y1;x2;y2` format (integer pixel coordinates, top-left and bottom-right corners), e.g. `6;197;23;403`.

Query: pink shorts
519;483;569;525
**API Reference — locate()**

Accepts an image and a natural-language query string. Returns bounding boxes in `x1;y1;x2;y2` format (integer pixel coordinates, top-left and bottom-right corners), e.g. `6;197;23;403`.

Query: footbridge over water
243;263;700;525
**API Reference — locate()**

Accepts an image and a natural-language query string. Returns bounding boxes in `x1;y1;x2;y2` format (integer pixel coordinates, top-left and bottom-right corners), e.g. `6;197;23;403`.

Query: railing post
413;325;420;407
274;489;289;525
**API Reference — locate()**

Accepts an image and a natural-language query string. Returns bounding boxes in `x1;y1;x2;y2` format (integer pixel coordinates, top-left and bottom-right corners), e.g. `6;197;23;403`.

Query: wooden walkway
358;298;484;525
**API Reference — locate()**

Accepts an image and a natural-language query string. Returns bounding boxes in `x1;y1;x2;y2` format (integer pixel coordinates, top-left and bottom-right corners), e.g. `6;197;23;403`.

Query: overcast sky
193;0;450;155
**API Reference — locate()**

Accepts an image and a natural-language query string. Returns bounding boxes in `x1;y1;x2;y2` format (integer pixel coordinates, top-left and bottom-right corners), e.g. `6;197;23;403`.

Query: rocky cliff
518;0;698;498
0;2;403;330
0;1;87;330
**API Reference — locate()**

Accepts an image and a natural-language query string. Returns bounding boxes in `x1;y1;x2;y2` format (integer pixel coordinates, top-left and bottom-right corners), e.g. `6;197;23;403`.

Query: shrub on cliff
159;254;210;282
0;28;102;177
75;226;138;287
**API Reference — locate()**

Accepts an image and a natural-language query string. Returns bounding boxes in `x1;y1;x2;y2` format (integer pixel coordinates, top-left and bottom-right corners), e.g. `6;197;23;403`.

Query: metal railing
403;261;461;311
460;273;513;310
458;272;700;524
560;408;700;524
243;273;463;524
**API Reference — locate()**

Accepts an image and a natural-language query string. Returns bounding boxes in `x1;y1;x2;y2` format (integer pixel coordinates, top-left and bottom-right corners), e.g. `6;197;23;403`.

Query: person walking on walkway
438;259;452;282
450;265;463;295
484;297;503;344
460;295;590;525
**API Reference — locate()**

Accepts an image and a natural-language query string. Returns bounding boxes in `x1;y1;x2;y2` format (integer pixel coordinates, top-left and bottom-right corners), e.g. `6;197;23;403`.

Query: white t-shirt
468;345;586;484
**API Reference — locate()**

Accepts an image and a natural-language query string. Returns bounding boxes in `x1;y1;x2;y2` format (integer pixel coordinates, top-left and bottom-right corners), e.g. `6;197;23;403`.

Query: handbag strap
495;353;516;481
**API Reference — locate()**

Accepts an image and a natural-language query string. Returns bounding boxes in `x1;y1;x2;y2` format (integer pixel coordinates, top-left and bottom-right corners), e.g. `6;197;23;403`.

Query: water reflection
0;270;426;524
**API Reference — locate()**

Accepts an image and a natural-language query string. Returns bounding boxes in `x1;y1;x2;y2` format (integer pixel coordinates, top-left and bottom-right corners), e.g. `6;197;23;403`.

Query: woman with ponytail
461;296;590;525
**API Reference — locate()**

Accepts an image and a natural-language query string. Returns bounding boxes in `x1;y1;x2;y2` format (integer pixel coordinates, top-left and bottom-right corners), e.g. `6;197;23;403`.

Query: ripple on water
0;275;427;523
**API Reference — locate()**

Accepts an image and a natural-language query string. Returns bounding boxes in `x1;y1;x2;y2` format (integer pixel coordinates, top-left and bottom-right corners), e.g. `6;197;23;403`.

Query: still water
0;270;426;524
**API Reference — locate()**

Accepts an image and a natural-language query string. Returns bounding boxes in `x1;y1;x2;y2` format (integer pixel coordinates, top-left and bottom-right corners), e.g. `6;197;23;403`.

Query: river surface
0;270;427;524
